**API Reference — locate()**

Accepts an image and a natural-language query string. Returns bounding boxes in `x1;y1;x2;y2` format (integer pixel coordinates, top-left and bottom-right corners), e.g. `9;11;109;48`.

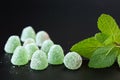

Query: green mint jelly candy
36;31;50;47
64;52;82;70
30;50;48;70
41;39;54;55
23;38;35;46
25;43;39;60
11;46;28;65
4;35;21;53
48;45;64;65
21;26;36;42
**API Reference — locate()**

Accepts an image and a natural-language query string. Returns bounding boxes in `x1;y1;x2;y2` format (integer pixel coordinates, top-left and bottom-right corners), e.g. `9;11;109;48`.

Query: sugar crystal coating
41;39;54;55
36;31;50;47
11;46;28;65
48;45;64;65
25;43;39;60
30;50;48;70
64;52;82;70
23;38;35;46
4;35;21;53
21;26;36;42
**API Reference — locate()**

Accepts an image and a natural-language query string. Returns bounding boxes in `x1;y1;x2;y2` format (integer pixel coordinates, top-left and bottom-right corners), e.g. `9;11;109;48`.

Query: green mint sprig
70;14;120;68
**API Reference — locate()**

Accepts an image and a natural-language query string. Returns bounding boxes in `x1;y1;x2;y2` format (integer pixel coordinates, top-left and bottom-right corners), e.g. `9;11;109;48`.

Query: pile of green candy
4;26;82;70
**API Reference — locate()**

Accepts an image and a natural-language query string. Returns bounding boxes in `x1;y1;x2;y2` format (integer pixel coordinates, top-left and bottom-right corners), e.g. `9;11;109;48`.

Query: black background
1;0;120;80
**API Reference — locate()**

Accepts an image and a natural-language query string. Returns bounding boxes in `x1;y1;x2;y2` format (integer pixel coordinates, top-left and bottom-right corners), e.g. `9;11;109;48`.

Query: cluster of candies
4;26;82;70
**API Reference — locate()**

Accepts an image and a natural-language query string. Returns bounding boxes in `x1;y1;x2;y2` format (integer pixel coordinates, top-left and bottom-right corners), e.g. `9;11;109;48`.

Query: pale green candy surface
30;50;48;70
21;26;36;42
48;45;64;65
41;39;54;55
36;31;50;47
23;38;35;46
64;52;82;70
11;46;28;65
25;43;39;60
4;35;21;53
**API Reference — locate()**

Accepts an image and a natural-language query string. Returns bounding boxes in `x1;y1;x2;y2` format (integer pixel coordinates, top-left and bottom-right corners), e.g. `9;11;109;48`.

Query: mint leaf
70;13;120;68
98;14;120;36
70;37;103;59
88;45;118;68
98;14;120;44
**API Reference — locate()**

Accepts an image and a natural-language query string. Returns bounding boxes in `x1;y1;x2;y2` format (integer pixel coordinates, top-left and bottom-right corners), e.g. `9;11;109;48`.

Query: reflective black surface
1;0;120;80
0;53;120;80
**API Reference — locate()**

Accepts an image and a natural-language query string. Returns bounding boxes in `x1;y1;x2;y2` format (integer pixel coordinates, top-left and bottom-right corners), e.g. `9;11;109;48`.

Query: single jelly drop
30;50;48;70
48;45;64;65
11;46;28;66
4;35;21;53
21;26;36;42
64;52;82;70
